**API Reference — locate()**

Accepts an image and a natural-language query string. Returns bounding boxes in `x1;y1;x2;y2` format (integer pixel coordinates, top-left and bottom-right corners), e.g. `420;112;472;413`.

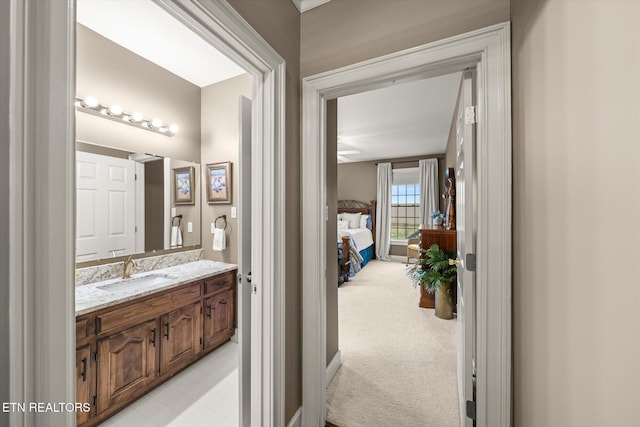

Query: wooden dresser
419;226;457;309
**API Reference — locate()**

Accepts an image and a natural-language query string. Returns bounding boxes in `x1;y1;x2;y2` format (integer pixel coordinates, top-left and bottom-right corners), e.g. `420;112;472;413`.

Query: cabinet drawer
76;318;93;341
96;284;201;335
204;273;234;295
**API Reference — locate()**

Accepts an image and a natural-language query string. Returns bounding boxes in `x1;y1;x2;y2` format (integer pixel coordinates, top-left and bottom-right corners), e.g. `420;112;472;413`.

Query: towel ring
214;214;228;230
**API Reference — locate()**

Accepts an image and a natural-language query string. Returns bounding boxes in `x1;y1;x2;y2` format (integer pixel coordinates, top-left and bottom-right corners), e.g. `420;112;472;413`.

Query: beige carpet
327;260;460;427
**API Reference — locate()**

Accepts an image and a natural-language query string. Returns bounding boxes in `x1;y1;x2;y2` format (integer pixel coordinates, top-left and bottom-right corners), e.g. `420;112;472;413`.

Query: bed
337;200;376;283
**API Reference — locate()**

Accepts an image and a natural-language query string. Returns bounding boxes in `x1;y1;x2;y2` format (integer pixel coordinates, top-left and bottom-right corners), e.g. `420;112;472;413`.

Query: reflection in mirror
75;142;201;263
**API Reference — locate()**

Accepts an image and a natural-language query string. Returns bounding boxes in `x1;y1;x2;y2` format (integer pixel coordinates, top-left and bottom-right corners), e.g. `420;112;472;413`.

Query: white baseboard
390;255;408;263
286;406;302;427
326;350;342;384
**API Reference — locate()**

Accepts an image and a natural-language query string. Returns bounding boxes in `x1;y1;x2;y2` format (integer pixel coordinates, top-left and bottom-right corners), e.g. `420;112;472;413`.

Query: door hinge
465;106;477;125
466;400;476;420
92;395;97;407
92;351;98;362
466;253;476;272
135;173;138;181
200;337;203;345
252;284;257;295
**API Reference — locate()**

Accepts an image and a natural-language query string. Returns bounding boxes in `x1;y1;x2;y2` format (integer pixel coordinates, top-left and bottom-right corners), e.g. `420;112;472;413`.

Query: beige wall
512;0;640;425
200;74;253;263
226;0;302;421
301;0;510;77
76;25;201;162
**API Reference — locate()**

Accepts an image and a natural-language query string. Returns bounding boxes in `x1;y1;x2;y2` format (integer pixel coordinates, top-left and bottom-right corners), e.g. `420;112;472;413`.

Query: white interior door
238;96;253;427
456;70;477;426
76;151;136;262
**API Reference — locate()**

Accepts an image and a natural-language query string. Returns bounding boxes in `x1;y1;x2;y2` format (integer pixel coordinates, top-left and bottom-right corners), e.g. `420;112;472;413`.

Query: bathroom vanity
75;260;237;426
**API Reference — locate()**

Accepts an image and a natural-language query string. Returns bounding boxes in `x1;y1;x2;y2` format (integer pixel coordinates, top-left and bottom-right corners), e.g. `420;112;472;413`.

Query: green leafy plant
406;244;457;293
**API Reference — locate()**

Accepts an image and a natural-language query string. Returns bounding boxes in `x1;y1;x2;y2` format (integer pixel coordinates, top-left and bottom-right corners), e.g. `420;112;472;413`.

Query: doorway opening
302;23;512;427
326;70;466;426
6;1;285;426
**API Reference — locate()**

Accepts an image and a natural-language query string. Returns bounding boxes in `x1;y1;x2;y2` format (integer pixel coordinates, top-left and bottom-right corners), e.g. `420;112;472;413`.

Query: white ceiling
337;72;462;163
76;0;246;88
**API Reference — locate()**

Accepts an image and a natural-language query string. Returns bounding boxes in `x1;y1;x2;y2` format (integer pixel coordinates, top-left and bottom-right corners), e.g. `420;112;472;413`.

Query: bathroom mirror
75;142;201;264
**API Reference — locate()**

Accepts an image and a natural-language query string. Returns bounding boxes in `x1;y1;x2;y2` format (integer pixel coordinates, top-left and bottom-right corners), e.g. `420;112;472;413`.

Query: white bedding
337;227;374;251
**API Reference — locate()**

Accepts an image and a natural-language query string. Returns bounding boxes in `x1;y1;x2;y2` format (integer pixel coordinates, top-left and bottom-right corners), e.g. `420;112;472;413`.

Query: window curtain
376;163;392;261
419;159;439;226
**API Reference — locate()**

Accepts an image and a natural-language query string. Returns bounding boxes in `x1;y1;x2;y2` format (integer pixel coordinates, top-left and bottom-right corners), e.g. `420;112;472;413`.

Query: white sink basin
97;274;176;293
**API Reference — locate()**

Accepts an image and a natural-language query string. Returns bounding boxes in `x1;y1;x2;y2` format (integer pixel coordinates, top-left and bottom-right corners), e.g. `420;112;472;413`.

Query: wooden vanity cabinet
76;269;236;427
160;301;202;375
97;319;159;413
75;344;95;425
203;289;234;350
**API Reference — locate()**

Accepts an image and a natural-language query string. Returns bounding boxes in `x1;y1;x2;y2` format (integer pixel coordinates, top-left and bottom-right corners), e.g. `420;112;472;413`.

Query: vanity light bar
75;96;179;137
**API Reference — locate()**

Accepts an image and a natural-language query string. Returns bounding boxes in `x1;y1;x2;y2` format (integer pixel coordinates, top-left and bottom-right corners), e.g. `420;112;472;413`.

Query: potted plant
406;244;457;319
430;210;444;226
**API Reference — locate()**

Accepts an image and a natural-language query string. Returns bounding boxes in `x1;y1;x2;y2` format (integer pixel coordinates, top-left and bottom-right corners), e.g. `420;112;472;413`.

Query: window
391;168;420;241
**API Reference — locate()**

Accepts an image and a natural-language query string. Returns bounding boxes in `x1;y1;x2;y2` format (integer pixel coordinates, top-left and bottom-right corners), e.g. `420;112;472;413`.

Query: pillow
359;214;372;230
341;212;361;229
337;220;350;230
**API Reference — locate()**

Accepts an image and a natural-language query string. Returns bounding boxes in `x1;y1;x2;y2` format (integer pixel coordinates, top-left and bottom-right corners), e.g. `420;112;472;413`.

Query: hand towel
213;227;226;251
170;225;182;247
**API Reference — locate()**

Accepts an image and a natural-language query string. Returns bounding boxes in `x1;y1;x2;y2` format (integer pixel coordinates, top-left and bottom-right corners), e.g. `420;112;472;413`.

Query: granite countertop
76;260;237;316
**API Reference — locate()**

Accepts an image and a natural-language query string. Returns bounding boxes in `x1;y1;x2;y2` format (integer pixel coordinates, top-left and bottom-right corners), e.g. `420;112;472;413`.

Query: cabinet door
203;289;234;350
160;301;202;375
97;320;158;413
76;344;94;425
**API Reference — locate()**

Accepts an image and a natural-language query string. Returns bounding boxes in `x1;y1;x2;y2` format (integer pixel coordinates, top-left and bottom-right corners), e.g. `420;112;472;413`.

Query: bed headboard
337;199;377;246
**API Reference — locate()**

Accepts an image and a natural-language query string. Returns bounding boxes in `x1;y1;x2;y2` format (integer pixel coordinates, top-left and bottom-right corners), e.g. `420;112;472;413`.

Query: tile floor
100;341;239;427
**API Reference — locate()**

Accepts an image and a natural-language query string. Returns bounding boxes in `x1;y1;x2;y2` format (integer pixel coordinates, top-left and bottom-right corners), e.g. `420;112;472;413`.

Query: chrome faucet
122;255;137;279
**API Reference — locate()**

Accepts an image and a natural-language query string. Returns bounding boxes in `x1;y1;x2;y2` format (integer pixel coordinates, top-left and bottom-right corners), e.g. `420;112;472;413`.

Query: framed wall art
173;166;195;205
206;161;232;204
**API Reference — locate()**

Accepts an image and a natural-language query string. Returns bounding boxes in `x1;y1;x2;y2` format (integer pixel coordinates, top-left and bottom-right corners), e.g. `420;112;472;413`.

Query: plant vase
434;283;454;320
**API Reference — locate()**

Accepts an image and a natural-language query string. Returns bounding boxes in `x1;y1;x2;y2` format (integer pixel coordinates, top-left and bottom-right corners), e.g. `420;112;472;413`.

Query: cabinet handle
220;299;227;305
150;328;156;347
164;322;170;340
81;357;87;382
206;304;212;318
95;317;102;334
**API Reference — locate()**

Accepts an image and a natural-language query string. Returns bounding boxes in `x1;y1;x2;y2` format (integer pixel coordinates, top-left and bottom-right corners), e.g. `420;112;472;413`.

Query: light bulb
151;118;163;128
84;96;99;108
131;112;143;122
108;105;123;116
168;124;179;134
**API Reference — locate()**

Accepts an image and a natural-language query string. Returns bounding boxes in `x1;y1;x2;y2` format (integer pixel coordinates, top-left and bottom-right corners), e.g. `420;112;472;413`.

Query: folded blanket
337;233;364;277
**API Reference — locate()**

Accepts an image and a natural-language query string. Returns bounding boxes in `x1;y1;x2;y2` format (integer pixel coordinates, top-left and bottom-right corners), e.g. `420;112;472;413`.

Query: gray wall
0;0;9;421
76;24;202;162
301;0;510;77
443;79;462;213
144;160;165;251
225;1;302;420
337;161;377;202
200;74;253;264
326;100;339;364
512;0;640;424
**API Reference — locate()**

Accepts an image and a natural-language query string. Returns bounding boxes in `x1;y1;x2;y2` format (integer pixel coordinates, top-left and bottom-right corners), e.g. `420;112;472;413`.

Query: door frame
301;23;512;427
5;0;286;426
